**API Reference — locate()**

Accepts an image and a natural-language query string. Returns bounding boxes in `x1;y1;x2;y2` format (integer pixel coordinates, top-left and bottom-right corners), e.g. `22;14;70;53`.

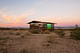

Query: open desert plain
0;29;80;53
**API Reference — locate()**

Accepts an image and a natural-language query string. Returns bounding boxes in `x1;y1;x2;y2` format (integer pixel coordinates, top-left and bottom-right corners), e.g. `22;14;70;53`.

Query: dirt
0;30;80;53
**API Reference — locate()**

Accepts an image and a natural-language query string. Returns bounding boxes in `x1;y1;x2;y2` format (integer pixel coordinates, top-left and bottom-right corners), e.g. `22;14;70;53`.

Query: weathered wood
28;21;56;31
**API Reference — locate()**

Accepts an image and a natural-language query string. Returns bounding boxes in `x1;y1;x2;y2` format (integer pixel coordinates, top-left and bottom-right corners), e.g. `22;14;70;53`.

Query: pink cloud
0;9;35;24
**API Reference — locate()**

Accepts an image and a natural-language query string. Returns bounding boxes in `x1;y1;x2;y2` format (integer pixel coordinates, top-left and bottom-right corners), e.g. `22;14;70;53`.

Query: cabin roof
28;21;56;24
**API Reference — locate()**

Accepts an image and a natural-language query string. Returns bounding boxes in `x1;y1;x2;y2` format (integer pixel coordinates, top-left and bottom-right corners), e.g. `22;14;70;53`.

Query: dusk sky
0;0;80;27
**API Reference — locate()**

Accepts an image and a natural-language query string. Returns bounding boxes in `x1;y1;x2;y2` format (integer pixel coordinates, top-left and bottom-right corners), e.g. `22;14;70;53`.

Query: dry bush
55;29;65;38
0;48;8;53
29;29;41;34
16;32;21;35
44;30;50;34
0;37;9;40
0;37;9;53
24;31;32;35
19;49;29;53
70;29;80;40
28;29;51;34
19;48;36;53
20;35;25;38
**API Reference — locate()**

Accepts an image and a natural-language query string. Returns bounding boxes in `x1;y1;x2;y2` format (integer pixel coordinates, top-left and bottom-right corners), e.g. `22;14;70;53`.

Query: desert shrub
25;31;32;35
16;32;21;35
19;49;29;53
21;35;24;38
19;49;35;53
55;29;65;38
29;29;41;34
0;48;8;53
0;37;9;40
70;29;80;40
44;30;50;34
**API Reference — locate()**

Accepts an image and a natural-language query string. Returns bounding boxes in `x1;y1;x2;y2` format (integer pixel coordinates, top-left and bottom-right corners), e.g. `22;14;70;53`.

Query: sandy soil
0;30;80;53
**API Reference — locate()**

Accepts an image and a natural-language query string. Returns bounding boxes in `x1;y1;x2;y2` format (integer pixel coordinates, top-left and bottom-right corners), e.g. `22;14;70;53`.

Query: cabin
28;21;56;31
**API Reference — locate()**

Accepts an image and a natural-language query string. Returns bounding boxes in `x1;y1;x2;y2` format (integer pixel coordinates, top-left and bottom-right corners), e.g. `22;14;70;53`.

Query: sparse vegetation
75;24;79;29
0;37;9;40
55;29;65;38
0;48;8;53
21;35;25;38
29;29;50;34
25;31;32;35
16;32;21;35
44;30;50;34
19;49;29;53
29;29;41;34
0;29;80;53
19;48;36;53
70;29;80;40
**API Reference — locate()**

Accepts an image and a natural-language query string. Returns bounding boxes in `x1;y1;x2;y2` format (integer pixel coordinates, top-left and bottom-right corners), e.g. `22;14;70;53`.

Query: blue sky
0;0;80;27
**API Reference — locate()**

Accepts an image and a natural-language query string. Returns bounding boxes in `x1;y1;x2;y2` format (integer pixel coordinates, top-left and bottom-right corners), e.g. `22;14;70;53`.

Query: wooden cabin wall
51;24;55;31
30;23;43;29
43;23;47;30
29;23;55;31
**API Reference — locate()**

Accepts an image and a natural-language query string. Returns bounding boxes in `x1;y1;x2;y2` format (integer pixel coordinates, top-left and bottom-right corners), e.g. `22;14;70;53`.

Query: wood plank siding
28;21;56;31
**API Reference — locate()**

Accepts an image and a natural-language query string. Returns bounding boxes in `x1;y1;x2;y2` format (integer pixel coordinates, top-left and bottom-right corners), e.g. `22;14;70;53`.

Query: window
47;24;51;29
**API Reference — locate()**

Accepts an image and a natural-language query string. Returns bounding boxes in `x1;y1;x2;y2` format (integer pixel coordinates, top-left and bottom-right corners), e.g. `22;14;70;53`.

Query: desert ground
0;29;80;53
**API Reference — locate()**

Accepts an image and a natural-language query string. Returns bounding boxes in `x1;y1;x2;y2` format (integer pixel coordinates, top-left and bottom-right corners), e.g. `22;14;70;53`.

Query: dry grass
29;29;41;34
70;29;80;40
0;29;80;53
55;29;65;38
